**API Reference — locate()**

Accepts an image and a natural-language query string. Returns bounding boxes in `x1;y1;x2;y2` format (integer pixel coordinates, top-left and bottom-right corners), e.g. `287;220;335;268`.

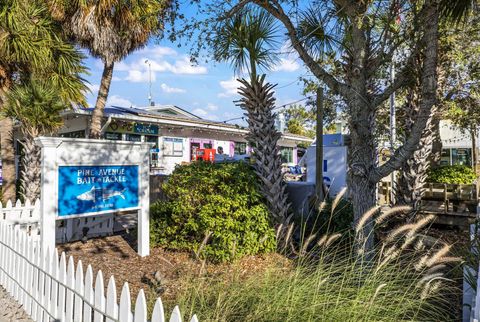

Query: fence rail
0;201;198;322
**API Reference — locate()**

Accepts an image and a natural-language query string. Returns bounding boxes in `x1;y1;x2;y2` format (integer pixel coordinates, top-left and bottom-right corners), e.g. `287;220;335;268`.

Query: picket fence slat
134;289;147;322
170;306;182;322
74;260;85;322
94;270;105;322
106;276;118;322
43;249;51;322
84;265;94;322
151;298;165;322
119;283;133;322
190;315;199;322
0;199;198;322
66;256;76;322
51;248;60;318
58;252;67;321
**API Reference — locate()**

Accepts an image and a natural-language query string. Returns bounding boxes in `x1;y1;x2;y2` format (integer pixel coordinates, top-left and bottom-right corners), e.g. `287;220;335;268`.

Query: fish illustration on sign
76;186;126;201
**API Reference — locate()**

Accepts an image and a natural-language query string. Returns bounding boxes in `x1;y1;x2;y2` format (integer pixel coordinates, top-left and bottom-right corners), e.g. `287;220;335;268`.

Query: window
164;137;183;156
105;132;122;141
125;133;141;142
280;147;294;164
452;148;472;166
145;135;158;149
440;149;450;166
234;142;247;155
440;148;472;166
203;143;212;149
60;130;85;138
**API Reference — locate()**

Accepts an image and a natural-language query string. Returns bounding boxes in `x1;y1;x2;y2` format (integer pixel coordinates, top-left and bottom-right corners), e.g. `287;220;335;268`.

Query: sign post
35;137;151;256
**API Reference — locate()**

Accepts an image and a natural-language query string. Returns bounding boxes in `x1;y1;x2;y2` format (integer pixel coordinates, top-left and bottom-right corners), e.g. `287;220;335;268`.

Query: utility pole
145;60;152;106
389;63;396;204
316;87;324;203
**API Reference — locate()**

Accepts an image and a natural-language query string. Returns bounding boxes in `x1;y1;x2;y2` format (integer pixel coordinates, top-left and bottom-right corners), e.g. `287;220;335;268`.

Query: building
56;105;312;174
439;120;477;167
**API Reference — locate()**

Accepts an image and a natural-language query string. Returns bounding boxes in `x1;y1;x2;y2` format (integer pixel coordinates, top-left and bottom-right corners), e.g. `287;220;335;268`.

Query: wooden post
315;87;324;203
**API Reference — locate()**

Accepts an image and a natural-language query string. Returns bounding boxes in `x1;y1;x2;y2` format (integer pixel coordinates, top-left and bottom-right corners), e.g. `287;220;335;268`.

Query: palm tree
3;79;67;201
214;9;289;224
0;0;87;203
48;0;172;138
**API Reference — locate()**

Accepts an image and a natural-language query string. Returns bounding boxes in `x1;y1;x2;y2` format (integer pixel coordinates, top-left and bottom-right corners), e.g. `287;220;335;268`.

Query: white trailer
300;134;347;196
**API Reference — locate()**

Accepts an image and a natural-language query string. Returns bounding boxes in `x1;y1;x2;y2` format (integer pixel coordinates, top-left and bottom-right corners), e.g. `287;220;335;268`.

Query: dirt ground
58;233;289;306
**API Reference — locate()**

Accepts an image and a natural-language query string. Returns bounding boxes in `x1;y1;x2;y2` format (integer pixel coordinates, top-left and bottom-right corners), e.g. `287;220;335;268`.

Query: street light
145;59;152;106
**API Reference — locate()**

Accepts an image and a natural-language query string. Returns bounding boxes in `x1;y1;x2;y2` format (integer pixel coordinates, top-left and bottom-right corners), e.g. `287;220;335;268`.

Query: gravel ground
0;286;32;322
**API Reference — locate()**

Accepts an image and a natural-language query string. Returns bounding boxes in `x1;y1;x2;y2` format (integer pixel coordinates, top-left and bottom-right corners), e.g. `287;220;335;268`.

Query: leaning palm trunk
0;117;16;203
237;75;290;224
18;134;41;201
89;61;114;138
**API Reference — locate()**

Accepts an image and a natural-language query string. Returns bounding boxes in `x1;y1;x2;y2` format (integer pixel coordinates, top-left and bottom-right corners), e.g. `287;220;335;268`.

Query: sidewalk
0;286;32;322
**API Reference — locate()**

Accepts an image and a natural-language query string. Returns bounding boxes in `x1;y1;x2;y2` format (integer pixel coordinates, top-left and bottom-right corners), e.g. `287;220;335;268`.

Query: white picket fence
0;201;199;322
0;199;41;239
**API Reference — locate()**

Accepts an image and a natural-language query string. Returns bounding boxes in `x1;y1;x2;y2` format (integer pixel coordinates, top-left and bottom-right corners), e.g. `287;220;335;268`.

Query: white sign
305;145;347;196
35;137;152;257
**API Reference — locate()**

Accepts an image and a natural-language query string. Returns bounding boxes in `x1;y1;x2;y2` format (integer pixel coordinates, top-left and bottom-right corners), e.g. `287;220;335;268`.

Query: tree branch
251;0;349;98
370;0;439;183
218;0;252;21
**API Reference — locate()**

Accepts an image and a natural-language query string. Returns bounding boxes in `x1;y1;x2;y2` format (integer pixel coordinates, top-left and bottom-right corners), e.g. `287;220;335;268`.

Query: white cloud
116;50;208;83
207;103;218;111
274;58;300;72
86;83;100;94
192;108;208;116
107;95;133;107
160;83;186;93
192;108;220;121
218;78;241;97
124;70;155;83
136;46;177;57
272;41;301;73
171;57;207;74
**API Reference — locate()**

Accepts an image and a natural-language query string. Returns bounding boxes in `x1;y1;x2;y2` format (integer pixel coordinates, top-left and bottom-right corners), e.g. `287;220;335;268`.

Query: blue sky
83;39;309;124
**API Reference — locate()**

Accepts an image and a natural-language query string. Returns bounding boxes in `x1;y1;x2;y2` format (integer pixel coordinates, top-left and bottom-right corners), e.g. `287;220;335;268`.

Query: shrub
427;165;477;184
150;162;276;262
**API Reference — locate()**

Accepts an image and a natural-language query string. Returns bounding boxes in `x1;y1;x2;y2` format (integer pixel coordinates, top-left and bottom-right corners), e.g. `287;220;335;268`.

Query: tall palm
0;0;87;203
3;79;67;201
214;9;289;224
48;0;172;138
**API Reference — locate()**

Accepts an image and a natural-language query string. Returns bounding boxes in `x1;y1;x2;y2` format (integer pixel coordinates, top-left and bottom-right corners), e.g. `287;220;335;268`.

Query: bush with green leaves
427;165;477;184
150;161;276;262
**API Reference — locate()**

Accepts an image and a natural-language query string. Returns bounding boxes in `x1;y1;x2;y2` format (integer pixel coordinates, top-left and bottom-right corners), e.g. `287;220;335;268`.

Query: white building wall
439;120;475;148
152;136;190;175
214;140;232;156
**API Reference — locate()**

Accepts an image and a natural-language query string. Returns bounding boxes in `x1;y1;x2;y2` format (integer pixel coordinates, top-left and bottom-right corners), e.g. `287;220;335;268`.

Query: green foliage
298;197;354;242
0;0;88;105
213;8;279;79
150;162;276;262
428;165;477;184
4;78;67;136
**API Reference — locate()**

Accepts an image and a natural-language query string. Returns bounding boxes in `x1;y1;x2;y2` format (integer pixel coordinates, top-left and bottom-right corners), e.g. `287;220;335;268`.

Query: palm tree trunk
18;136;41;201
89;60;114;138
237;75;290;224
0;117;16;203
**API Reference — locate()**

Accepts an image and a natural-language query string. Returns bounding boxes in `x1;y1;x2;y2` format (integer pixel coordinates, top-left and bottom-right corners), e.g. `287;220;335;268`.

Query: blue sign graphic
58;165;139;217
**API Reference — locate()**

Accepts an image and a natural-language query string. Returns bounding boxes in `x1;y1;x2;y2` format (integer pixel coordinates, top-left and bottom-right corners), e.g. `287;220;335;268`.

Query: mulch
58;233;289;305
